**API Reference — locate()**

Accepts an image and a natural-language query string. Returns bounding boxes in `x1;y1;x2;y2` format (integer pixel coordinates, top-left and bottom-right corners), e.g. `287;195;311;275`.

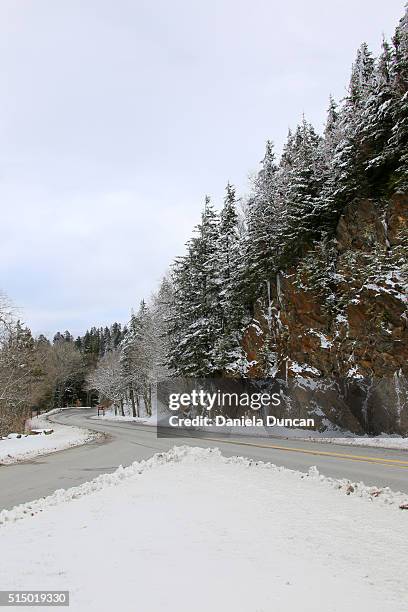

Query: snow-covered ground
310;435;408;450
0;409;96;465
90;411;156;425
196;422;408;447
0;446;407;612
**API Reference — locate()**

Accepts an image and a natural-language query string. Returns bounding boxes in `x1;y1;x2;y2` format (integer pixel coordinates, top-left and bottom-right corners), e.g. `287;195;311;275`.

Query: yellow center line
203;437;408;468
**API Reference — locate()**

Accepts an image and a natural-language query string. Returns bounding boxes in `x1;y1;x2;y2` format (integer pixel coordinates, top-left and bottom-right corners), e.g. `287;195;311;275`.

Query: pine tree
276;118;324;263
388;7;408;190
168;197;220;376
330;43;375;202
246;140;280;290
213;183;246;372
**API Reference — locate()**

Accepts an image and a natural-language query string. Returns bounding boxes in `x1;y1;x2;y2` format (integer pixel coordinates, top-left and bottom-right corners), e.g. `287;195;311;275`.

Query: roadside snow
172;419;408;451
91;411;156;425
313;436;408;450
0;410;96;465
0;447;407;612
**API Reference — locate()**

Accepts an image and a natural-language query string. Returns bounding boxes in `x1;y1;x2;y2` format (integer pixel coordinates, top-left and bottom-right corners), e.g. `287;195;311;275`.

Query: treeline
73;323;126;362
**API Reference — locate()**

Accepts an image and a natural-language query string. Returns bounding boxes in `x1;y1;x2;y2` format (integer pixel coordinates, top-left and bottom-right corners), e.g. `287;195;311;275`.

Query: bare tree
0;295;41;435
86;349;126;415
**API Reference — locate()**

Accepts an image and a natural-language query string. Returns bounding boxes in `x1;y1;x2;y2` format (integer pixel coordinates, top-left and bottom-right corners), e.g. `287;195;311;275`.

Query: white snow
362;282;408;305
91;408;157;425
187;420;408;450
289;360;321;375
346;364;364;379
309;329;332;349
249;319;264;336
0;446;407;612
314;436;408;450
335;313;348;325
0;410;96;465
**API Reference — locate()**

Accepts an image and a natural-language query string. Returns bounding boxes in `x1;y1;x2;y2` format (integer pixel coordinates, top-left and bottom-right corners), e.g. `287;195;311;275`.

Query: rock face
242;195;408;434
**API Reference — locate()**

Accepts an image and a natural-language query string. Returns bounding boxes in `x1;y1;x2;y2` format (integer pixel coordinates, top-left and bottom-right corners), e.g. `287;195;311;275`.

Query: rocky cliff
242;195;408;434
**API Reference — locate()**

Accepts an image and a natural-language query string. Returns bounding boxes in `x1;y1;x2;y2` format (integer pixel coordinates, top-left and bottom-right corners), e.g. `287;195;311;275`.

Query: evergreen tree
213;183;246;372
246;141;279;290
330;43;375;202
168;197;220;376
276;118;324;263
388;7;408;190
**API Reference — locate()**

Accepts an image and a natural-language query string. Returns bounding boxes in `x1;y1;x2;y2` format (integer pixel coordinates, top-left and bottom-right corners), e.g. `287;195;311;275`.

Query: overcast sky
0;0;404;338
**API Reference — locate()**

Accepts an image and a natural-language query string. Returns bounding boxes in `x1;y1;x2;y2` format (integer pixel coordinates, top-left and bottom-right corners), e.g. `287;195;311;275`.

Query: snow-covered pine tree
119;312;139;417
150;275;173;382
362;38;396;185
245;140;280;292
387;6;408;190
120;300;155;416
213;183;246;372
276;118;324;265
168;197;220;376
311;96;343;230
329;43;375;203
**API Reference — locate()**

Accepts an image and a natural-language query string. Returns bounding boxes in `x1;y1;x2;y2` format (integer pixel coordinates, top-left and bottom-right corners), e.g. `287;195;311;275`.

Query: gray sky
0;0;404;338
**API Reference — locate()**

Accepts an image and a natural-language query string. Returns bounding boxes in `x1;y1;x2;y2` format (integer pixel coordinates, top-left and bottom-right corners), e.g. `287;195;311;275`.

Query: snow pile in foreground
0;447;407;612
0;411;96;465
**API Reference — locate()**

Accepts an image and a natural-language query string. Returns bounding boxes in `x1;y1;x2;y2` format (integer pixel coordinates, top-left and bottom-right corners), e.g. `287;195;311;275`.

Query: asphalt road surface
1;407;407;511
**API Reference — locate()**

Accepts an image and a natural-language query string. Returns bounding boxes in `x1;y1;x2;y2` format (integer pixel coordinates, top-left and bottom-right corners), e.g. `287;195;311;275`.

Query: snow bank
1;446;407;526
310;435;408;451
182;420;408;450
91;411;156;425
0;446;407;612
0;409;97;465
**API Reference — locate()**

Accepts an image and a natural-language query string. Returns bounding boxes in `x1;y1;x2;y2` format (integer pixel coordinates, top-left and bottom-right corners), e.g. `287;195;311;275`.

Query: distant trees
41;337;85;409
74;322;126;365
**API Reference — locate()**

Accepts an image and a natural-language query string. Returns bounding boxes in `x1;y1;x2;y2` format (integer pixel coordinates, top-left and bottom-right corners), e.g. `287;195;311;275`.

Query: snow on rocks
289;361;321;375
308;329;333;349
0;446;407;612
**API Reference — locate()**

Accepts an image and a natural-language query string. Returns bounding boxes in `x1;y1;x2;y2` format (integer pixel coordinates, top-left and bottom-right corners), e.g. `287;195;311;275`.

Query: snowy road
1;407;408;511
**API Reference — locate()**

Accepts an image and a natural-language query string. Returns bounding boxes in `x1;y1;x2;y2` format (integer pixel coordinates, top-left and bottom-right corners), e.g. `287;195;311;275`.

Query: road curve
0;407;407;511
